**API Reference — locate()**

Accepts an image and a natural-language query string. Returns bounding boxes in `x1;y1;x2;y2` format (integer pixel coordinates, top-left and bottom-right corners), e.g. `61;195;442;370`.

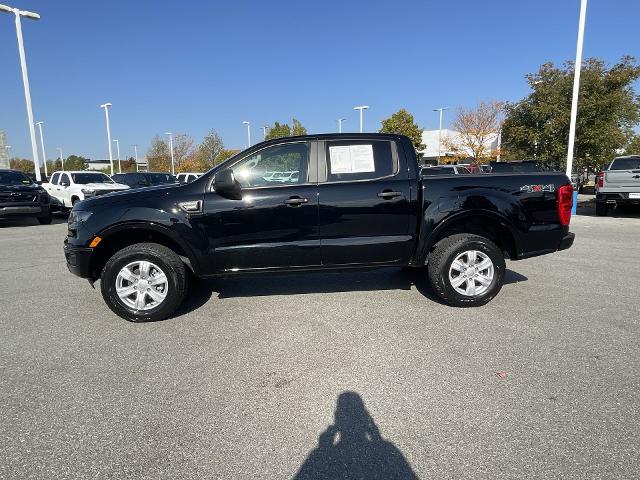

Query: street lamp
262;125;269;140
113;139;121;173
242;121;251;148
133;145;139;172
433;107;449;164
35;121;47;176
5;145;11;158
0;3;42;181
165;132;175;175
337;118;346;133
353;106;369;133
57;147;63;171
100;102;114;175
566;0;587;180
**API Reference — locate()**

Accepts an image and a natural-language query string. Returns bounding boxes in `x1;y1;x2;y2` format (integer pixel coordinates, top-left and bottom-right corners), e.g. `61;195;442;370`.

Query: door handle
377;191;403;199
633;175;640;179
284;196;308;206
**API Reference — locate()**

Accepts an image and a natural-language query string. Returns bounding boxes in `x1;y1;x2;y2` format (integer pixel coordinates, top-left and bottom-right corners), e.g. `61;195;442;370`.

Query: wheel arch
89;222;199;279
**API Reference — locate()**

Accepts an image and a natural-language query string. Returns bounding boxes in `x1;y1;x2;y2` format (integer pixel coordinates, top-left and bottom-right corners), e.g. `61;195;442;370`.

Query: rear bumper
64;240;93;278
597;192;640;205
558;232;575;251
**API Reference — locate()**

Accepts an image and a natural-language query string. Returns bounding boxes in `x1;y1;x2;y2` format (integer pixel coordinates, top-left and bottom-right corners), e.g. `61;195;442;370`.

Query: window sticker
329;144;375;174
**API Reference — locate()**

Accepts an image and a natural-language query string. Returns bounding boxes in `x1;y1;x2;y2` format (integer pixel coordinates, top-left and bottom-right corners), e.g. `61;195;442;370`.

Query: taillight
557;184;573;226
597;171;604;188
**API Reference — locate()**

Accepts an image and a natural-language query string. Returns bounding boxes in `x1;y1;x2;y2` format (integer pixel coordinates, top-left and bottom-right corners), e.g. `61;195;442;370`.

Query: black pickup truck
0;169;52;224
64;134;574;322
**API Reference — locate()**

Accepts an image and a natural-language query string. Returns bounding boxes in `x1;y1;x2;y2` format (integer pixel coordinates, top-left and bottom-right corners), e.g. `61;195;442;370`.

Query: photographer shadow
294;391;418;480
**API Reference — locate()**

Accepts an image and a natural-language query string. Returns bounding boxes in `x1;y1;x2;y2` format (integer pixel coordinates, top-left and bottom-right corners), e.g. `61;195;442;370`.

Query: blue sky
1;0;639;160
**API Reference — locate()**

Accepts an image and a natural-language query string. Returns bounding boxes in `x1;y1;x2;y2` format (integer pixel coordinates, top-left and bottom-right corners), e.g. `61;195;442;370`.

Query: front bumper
0;204;49;217
558;232;575;251
64;240;94;278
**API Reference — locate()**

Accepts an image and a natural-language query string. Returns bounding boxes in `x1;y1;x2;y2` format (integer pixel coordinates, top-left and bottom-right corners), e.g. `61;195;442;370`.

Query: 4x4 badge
520;184;555;193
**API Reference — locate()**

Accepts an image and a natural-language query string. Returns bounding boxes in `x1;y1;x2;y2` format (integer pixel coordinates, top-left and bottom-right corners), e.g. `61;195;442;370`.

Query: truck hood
0;183;44;194
76;183;181;210
84;183;129;190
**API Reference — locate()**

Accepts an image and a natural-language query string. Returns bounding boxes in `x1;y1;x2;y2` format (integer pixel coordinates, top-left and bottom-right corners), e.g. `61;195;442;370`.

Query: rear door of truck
316;137;413;266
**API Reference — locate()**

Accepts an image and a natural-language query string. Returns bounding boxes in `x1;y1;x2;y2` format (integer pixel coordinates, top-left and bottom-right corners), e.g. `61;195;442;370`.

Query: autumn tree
291;118;307;136
449;101;504;162
502;56;640;170
379;109;425;157
146;135;171;172
264;119;307;140
10;158;34;172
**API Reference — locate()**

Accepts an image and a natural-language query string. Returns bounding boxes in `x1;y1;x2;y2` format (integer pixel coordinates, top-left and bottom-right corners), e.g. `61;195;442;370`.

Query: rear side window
610;157;640;170
420;167;453;176
457;167;471;174
324;140;396;182
50;172;60;185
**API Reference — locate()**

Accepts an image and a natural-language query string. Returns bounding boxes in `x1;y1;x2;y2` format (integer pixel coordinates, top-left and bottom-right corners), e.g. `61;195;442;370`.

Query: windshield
610;157;640;170
420;167;455;176
148;173;178;185
490;162;545;173
0;171;33;186
71;173;114;184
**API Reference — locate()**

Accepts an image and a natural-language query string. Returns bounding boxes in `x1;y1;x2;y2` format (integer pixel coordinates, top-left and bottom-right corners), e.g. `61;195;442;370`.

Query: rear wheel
595;202;608;216
100;242;188;322
427;234;505;307
37;213;52;224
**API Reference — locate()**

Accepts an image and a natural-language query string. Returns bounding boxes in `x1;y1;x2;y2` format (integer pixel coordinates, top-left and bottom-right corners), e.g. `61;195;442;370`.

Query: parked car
64;133;574;322
0;169;52;224
419;165;471;176
478;164;492;174
176;172;203;184
111;172;179;189
43;171;129;209
595;155;640;215
489;161;547;173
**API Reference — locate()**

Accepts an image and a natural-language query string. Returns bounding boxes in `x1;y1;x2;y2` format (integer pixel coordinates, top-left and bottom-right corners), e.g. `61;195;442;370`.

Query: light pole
113;139;121;173
353;106;369;133
242;121;251;148
338;118;346;133
433;107;449;164
165;132;175;175
0;3;42;181
566;0;587;180
35;121;47;176
5;145;12;159
133;145;139;172
57;147;63;171
261;125;269;140
100;102;114;175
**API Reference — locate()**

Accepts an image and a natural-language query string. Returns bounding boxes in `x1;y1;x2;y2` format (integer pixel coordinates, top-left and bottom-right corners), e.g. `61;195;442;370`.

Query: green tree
214;148;238;165
624;134;640;155
291;118;307;136
265;121;292;140
9;158;34;172
379;109;425;158
64;155;89;171
502;56;640;171
146;135;171;172
191;129;225;170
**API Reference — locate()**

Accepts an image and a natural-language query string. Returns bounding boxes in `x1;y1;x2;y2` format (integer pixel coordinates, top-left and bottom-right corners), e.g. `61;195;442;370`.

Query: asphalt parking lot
1;206;639;479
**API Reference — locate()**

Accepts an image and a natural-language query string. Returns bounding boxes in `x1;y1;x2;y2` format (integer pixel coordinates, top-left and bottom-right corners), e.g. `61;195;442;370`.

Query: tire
71;197;80;206
427;234;506;307
100;242;188;322
37;214;52;225
595;202;608;216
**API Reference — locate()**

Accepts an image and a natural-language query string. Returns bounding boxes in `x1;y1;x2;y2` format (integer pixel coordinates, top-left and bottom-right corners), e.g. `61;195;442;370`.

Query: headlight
81;188;95;194
68;210;93;228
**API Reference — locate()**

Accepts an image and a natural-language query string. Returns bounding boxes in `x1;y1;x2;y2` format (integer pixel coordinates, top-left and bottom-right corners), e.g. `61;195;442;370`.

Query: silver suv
596;156;640;216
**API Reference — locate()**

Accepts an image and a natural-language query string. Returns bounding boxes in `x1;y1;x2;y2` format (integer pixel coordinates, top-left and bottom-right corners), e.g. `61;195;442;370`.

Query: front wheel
427;234;506;307
100;243;188;322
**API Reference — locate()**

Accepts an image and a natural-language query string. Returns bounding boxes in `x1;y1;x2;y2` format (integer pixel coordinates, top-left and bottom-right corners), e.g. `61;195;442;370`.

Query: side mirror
213;168;241;199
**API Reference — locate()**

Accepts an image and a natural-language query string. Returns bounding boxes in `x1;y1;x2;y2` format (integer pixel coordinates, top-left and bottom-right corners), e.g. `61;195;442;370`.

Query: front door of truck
317;138;412;265
200;141;320;272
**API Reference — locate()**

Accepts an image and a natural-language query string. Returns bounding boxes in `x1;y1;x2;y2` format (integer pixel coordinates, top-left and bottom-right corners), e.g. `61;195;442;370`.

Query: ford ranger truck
64;134;575;322
595;155;640;216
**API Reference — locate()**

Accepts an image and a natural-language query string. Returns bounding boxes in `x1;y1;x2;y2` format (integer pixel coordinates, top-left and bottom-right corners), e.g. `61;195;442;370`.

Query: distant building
0;130;9;169
419;129;499;165
86;158;148;172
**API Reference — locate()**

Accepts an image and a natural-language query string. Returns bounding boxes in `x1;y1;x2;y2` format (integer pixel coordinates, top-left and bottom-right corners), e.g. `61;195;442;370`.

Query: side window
324;140;396;182
51;172;60;185
231;142;308;188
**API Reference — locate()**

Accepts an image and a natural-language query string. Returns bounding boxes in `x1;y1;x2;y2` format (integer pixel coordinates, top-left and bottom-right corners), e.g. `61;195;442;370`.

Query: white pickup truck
44;171;129;209
596;156;640;215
